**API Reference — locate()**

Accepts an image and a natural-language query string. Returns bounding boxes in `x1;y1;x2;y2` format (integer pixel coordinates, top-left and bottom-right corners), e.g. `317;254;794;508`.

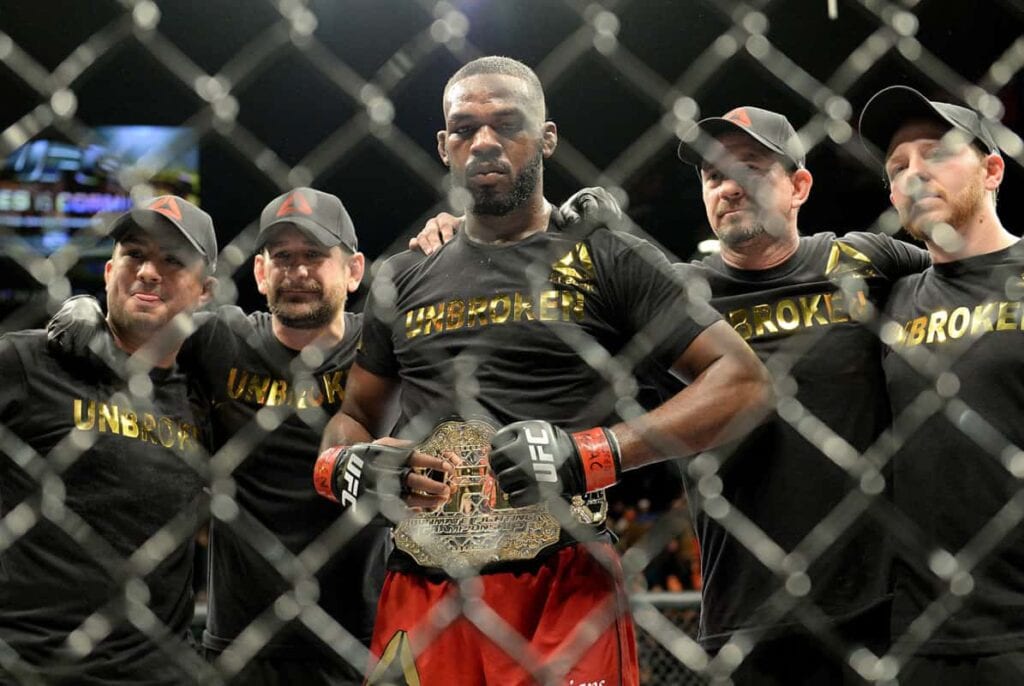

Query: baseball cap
256;188;358;253
107;195;218;271
859;85;1000;165
677;106;806;169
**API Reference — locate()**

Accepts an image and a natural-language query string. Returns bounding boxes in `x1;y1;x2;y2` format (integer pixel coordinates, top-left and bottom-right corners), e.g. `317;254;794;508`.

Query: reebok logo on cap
724;108;753;128
148;196;184;221
276;191;314;218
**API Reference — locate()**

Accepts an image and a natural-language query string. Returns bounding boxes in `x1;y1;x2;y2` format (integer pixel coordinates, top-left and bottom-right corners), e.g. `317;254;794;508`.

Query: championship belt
393;419;607;569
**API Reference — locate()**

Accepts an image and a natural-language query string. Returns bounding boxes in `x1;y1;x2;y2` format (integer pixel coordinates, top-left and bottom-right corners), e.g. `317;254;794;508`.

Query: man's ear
347;252;366;293
199;276;217;306
541;121;557;158
983;152;1005;192
104;259;113;287
253;253;269;296
437;131;449;166
791;168;813;209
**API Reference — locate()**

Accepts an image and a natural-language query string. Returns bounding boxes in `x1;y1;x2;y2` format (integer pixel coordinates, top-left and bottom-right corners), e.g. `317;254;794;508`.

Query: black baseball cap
107;195;218;271
256;187;358;253
677;106;806;169
859;85;1000;166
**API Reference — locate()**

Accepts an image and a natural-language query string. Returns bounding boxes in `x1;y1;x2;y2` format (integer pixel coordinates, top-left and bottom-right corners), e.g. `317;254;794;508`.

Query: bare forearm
611;356;773;470
321;412;375;451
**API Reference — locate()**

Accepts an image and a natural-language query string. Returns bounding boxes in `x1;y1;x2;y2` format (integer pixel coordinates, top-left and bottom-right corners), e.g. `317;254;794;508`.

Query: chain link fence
1;0;1023;684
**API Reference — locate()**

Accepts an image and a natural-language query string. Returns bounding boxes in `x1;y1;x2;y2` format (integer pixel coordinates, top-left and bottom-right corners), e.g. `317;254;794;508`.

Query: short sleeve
840;232;931;280
0;335;28;423
355;262;401;378
594;231;722;369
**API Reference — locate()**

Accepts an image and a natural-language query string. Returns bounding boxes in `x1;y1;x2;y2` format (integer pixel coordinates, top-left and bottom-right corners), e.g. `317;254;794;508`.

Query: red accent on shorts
369;543;639;686
313;446;346;502
573;427;619;492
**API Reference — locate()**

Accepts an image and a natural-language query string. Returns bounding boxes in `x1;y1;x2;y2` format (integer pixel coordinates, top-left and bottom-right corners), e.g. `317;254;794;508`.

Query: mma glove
489;420;622;507
555;187;624;232
46;295;124;374
314;443;413;512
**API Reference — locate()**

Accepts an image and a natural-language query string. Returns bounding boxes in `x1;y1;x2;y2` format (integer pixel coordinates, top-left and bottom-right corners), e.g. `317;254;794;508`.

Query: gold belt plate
393;419;561;569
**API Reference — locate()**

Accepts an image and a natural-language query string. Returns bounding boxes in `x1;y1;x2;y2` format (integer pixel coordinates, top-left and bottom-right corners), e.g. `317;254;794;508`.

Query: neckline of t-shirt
455;222;557;251
711;233;827;283
933;239;1024;277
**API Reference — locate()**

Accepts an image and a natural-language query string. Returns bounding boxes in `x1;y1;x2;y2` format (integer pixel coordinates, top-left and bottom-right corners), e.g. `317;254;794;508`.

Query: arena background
1;1;1023;684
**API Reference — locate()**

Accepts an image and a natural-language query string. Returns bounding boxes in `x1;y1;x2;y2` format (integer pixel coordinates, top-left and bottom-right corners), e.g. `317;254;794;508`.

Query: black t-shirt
883;239;1024;655
682;231;930;648
184;308;388;655
358;222;720;571
0;330;206;685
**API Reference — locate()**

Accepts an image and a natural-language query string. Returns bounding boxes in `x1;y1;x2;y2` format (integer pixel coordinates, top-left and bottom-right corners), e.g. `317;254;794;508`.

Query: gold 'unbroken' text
405;290;586;339
73;399;200;452
892;301;1024;347
226;369;346;409
727;290;870;341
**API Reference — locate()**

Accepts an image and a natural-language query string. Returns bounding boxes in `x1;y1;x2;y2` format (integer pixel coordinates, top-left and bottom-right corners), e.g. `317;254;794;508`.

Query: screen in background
0;126;199;257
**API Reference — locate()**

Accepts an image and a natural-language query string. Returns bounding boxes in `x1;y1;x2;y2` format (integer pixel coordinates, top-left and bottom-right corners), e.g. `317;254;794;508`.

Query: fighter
860;85;1023;685
412;105;932;684
0;196;216;684
316;56;773;685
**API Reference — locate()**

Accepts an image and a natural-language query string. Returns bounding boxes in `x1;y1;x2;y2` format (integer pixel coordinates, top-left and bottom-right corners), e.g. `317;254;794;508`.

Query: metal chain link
1;1;1023;684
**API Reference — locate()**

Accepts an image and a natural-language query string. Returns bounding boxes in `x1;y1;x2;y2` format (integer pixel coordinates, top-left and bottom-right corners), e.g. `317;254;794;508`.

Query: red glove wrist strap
572;428;620;492
313;446;348;503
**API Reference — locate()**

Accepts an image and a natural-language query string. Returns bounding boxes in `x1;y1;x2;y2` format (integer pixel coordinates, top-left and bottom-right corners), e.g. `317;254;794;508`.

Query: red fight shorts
367;542;639;686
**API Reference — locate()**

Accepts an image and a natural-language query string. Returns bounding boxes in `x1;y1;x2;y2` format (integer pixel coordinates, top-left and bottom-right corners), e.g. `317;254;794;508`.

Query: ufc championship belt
393;419;608;569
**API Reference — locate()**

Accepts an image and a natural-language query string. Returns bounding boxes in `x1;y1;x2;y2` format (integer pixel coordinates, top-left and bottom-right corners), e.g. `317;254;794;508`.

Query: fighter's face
886;120;990;242
700;132;798;247
255;225;362;330
104;226;210;352
438;73;555;216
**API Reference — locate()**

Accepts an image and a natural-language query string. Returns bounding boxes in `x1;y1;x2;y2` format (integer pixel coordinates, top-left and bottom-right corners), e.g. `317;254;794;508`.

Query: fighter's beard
469;150;542;216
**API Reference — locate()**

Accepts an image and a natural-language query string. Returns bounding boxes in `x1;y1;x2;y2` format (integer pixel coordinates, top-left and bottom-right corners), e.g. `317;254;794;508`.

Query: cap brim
255;216;350;253
108;209;209;262
677;118;791;167
860;86;951;164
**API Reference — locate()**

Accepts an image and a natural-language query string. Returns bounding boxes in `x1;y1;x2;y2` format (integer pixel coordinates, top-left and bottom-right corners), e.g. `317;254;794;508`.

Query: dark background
1;0;1022;326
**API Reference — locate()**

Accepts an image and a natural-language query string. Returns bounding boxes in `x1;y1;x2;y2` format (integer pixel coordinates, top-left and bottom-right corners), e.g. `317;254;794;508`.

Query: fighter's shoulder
583;226;660;260
372;248;433;285
830;230;908;255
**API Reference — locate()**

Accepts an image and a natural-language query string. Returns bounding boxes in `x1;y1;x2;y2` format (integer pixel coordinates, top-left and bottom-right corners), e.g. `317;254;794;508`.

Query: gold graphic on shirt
225;369;346;409
825;241;880;279
73;399;201;453
404;289;585;339
727;290;870;341
549;242;596;292
890;301;1024;347
367;630;420;685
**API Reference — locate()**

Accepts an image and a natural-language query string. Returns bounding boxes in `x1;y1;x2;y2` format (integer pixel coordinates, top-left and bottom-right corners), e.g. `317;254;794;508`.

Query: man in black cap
191;187;387;686
860;85;1023;685
47;187;387;684
0;196;217;684
672;106;930;684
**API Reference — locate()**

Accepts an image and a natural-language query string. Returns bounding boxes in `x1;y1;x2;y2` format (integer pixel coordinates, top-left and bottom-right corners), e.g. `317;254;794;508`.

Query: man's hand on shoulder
556;187;623;231
409;212;461;256
46;295;120;370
